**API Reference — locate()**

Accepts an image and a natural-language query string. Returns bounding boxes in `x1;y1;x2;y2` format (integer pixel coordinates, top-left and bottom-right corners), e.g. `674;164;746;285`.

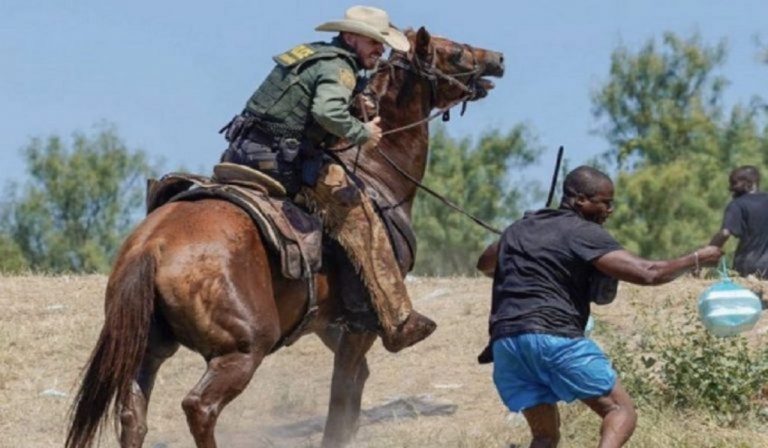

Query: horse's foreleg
320;329;377;448
181;351;263;448
120;321;179;447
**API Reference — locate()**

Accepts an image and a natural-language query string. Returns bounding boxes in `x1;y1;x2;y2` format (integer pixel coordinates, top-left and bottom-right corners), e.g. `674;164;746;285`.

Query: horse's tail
65;252;156;448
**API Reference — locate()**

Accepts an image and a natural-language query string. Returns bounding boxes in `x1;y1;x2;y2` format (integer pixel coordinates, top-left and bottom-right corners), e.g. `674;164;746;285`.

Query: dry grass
1;275;766;447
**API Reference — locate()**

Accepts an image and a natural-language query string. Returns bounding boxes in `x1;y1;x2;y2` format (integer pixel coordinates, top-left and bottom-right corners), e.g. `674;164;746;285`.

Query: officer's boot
304;164;436;352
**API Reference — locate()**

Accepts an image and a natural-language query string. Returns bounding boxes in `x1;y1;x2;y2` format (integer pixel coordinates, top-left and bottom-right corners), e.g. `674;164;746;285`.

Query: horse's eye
450;48;464;65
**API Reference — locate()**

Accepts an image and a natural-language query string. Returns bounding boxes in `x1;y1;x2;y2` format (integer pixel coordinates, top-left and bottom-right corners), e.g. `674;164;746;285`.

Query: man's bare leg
522;403;560;448
581;379;637;448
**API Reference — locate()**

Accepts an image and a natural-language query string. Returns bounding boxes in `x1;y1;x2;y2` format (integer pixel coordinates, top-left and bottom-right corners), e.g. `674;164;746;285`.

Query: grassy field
1;274;766;447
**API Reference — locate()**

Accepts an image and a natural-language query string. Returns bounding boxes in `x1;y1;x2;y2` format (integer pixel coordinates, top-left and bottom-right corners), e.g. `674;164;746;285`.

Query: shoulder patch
339;68;356;90
275;44;316;66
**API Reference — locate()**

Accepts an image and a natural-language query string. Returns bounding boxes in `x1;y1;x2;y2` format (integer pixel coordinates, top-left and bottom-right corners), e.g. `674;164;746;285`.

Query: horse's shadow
267;395;457;439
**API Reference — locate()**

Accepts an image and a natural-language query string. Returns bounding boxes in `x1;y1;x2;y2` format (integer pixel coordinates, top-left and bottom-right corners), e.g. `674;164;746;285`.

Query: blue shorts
492;333;616;412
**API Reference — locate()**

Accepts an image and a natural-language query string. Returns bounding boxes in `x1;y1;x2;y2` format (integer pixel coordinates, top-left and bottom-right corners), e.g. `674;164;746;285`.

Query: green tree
0;233;28;273
592;33;768;258
412;125;541;276
2;125;156;273
593;33;728;168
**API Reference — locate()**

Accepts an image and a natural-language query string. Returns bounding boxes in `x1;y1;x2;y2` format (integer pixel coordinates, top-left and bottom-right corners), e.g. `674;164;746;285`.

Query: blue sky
3;0;766;192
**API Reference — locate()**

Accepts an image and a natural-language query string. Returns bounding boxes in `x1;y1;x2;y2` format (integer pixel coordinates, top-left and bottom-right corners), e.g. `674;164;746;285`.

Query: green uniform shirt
244;39;370;146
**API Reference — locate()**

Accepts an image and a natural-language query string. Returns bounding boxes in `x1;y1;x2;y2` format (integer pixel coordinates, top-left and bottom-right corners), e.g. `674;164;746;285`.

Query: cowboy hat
315;5;410;52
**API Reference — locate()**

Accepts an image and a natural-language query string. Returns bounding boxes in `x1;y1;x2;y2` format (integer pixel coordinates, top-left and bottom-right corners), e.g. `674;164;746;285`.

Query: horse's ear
415;26;431;57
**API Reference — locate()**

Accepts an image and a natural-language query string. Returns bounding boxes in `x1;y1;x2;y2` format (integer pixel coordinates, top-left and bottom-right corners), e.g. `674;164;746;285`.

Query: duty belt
242;111;304;140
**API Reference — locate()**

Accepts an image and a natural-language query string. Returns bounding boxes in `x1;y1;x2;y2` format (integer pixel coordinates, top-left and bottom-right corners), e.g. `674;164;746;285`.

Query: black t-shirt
489;208;622;340
722;192;768;277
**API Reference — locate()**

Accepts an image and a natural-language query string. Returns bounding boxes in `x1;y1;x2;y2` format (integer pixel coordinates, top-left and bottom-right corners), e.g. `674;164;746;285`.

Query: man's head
562;166;615;225
729;165;760;198
315;6;409;70
341;32;385;69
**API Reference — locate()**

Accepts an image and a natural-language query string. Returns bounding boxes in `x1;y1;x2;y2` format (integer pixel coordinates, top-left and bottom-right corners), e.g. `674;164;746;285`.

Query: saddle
146;163;322;281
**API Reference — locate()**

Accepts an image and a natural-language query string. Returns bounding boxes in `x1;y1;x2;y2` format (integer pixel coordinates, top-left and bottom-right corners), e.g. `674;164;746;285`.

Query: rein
374;145;502;235
383;95;471;136
326;74;476;154
329;45;502;235
328;43;485;152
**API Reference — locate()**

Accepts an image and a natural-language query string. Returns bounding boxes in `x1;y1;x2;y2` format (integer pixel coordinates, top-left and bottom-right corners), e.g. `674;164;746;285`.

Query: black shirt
489;208;622;340
722;192;768;277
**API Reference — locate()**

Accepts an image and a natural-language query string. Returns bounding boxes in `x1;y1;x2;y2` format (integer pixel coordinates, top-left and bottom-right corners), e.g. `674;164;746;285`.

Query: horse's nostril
499;55;504;64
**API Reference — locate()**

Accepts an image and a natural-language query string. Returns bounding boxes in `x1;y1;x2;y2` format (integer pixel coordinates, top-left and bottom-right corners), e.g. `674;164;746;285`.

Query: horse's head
387;27;505;109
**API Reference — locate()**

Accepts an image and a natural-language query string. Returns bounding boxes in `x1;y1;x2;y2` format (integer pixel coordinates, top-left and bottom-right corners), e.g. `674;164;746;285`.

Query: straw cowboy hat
315;5;410;52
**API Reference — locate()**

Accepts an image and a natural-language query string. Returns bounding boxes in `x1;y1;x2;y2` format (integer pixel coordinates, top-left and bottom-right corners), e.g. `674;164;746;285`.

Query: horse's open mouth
478;78;495;91
472;50;504;100
471;78;496;100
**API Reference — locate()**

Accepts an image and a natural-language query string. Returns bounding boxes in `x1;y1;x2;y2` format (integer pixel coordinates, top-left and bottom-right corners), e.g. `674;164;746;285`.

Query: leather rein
331;44;503;235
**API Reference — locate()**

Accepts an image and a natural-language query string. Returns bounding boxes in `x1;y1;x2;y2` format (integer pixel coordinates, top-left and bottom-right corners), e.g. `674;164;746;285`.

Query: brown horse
66;27;504;448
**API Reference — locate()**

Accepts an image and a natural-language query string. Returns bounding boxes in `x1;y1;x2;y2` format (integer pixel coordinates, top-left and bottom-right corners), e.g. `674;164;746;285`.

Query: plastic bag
698;259;762;337
584;315;595;338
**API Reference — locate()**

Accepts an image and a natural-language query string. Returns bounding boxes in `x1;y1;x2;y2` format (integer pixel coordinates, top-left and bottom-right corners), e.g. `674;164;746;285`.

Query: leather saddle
146;163;418;278
146;163;322;281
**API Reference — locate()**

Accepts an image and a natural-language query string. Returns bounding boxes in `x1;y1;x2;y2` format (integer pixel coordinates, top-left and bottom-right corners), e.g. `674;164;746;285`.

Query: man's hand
361;116;382;151
476;240;500;278
353;93;377;118
708;229;731;247
696;245;724;267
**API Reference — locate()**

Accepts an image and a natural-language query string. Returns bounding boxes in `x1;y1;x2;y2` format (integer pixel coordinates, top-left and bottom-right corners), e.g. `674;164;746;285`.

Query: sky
3;0;767;193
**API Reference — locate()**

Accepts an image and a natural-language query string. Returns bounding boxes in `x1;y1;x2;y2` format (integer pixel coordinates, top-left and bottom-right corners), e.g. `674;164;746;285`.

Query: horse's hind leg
318;328;377;448
120;319;179;447
181;350;266;448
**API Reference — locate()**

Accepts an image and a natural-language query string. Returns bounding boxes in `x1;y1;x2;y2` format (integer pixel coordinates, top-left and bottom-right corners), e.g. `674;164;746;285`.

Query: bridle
328;42;483;148
328;41;503;235
336;41;486;142
384;41;485;126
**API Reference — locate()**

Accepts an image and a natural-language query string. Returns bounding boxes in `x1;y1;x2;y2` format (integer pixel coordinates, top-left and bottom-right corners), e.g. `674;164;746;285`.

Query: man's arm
593;245;722;285
310;60;370;145
709;228;731;247
476;240;500;278
710;201;741;247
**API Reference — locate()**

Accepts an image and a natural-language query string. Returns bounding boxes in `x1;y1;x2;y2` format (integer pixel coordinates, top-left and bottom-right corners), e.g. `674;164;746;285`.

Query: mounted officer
220;5;436;352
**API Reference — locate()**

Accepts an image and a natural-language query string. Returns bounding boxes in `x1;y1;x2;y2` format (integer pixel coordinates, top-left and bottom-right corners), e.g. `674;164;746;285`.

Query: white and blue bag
584;315;595;338
698;260;762;337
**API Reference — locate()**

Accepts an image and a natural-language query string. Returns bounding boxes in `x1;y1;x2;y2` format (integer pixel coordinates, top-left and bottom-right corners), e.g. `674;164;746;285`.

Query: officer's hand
362;95;376;113
697;245;723;267
354;93;377;118
362;116;382;150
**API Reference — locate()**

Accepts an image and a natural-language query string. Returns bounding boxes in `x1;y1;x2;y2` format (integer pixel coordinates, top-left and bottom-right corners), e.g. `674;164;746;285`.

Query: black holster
219;116;307;196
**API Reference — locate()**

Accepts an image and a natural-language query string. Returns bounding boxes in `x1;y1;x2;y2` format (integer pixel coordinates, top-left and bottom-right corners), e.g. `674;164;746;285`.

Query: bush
654;314;768;421
605;304;768;424
607;337;660;406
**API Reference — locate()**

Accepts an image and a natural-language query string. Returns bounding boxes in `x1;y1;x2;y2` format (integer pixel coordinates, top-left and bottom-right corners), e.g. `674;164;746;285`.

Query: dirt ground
1;274;766;447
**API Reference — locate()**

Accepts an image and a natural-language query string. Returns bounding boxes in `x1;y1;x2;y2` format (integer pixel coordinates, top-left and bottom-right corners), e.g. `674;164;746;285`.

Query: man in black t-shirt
476;166;722;448
709;165;768;277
